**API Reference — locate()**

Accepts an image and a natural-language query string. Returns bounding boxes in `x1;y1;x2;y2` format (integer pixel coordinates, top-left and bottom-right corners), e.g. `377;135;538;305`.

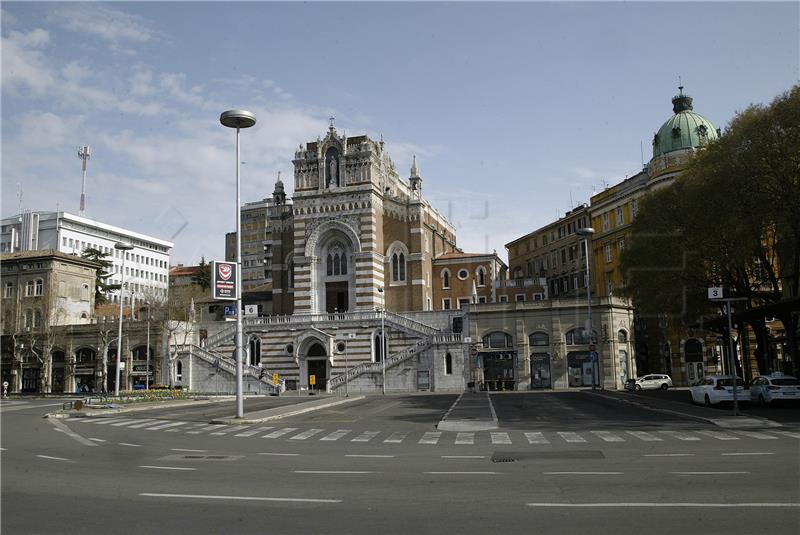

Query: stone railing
431;333;463;344
328;339;431;390
176;344;284;391
235;310;440;337
205;323;237;349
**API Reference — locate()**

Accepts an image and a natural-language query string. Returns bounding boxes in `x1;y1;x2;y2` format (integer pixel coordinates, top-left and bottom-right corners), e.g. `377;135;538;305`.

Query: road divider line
643;453;695;457
344;454;395;458
442;455;486;459
425;471;497;475
526;503;800;508
294;470;374;474
139;493;341;504
140;465;196;471
671;471;749;475
171;448;207;452
258;452;299;456
89;438;107;443
36;455;73;462
720;452;774;456
119;443;141;447
544;472;623;475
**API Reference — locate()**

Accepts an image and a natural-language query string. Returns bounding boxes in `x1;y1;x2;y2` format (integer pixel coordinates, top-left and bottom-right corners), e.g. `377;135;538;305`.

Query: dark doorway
325;281;349;312
307;359;327;391
480;351;517;390
530;354;552;389
21;368;40;393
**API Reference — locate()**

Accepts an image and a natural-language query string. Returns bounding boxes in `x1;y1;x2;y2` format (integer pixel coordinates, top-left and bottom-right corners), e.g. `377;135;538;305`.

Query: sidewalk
586;389;783;429
436;391;498;432
209;395;365;425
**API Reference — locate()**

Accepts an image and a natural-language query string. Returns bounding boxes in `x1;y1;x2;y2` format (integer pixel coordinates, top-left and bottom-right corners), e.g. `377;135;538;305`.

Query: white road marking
352;431;380;442
262;427;298;439
148;422;190;431
524;432;549;444
290;429;324;440
644;453;695;457
169;423;207;433
235;426;274;437
544;472;624;475
210;426;238;436
344;454;395;458
88;418;127;425
36;455;73;462
527;503;800;508
383;432;406;443
294;470;374;474
140;465;196;471
592;431;625;442
442;455;486;459
119;443;141;447
659;430;700;441
419;432;442;445
258;452;300;456
671;471;750;475
490;432;511;445
111;419;144;427
321;429;351;441
733;431;778;440
455;432;474;445
139;493;341;503
188;425;224;435
557;432;586;443
171;448;208;452
721;452;774;456
770;430;800;439
626;431;662;442
425;471;497;475
47;418;97;447
0;447;6;451
88;438;106;442
696;430;739;441
127;420;161;429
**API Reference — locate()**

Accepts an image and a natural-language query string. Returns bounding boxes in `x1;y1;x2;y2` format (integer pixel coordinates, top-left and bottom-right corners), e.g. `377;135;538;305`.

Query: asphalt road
2;394;799;534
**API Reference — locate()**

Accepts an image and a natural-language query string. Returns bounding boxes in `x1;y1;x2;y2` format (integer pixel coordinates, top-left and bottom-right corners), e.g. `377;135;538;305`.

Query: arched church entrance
306;342;328;392
316;231;356;313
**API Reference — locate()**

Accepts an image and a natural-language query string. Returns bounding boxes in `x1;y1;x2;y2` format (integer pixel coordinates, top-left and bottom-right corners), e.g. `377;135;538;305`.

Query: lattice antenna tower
78;145;91;216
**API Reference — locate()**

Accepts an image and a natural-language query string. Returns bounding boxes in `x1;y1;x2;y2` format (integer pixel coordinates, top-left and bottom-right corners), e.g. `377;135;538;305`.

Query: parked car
750;373;800;405
689;375;750;406
632;374;673;391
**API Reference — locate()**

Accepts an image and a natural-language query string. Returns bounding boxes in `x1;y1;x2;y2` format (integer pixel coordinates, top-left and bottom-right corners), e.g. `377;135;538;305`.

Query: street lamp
377;286;386;395
576;227;597;391
220;109;257;419
114;241;134;397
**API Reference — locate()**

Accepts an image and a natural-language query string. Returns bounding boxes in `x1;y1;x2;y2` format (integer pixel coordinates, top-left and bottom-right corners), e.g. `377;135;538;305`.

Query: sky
2;1;798;265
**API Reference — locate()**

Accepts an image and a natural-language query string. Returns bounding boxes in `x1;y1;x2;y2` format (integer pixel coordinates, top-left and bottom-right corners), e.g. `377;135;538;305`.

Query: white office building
0;211;173;303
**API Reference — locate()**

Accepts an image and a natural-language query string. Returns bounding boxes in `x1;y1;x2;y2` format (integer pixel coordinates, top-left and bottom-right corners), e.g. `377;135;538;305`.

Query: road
2;393;799;534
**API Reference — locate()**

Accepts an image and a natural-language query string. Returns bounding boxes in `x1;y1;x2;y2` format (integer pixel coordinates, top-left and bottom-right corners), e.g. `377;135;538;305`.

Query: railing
205;324;237;349
176;344;284;391
236;310;440;336
431;333;463;344
328;339;431;389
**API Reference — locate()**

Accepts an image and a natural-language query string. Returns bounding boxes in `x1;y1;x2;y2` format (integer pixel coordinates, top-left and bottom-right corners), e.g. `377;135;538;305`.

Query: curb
209;395;366;425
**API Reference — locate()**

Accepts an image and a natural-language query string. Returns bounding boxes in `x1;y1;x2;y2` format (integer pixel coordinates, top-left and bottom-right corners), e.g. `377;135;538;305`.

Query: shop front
567;351;598;387
479;351;517;391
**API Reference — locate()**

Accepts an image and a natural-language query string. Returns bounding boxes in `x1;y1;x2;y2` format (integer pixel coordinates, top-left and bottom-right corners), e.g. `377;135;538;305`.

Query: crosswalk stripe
659;430;700;441
592;431;625;442
89;418;127;425
627;431;662;442
147;421;189;431
419;432;442;445
557;432;586;443
210;426;237;436
734;431;778;440
127;420;160;429
491;432;511;445
770;430;800;439
290;429;324;440
262;428;298;439
168;423;206;433
111;419;144;427
235;426;274;437
455;432;474;445
352;431;380;442
696;430;739;441
383;432;406;443
525;432;550;444
188;425;224;435
321;429;351;441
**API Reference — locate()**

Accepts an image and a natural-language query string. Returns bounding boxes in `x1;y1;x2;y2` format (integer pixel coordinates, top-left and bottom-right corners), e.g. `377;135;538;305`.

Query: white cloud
48;5;158;44
1;29;55;94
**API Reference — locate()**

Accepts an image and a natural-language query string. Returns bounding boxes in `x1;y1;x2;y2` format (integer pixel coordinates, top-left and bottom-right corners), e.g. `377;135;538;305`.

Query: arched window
326;241;347;277
25;280;35;297
288;258;295;288
442;269;450;289
565;328;597;345
388;244;407;283
32;309;42;328
477;267;486;287
483;331;513;349
176;361;183;381
308;342;327;357
444;353;453;375
248;337;261;366
23;309;32;328
34;279;43;296
529;332;549;347
617;330;628;343
373;331;387;362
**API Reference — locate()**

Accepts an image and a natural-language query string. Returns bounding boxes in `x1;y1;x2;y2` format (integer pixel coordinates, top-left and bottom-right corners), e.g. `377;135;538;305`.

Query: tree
192;256;212;291
81;248;119;305
622;85;800;373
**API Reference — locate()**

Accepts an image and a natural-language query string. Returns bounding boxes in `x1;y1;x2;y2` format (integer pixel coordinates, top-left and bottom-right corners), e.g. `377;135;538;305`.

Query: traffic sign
273;373;279;386
309;374;316;386
708;287;723;300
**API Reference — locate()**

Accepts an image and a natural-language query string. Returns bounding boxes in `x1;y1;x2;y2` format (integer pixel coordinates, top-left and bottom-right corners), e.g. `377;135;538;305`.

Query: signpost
309;374;316;395
273;373;279;386
708;287;749;416
2;381;8;398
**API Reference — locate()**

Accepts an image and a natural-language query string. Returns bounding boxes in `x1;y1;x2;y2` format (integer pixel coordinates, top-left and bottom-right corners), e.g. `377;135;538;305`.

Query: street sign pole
708;288;749;417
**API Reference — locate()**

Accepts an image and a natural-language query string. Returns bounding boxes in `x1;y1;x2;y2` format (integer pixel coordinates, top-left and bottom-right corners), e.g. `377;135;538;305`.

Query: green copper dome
652;87;718;158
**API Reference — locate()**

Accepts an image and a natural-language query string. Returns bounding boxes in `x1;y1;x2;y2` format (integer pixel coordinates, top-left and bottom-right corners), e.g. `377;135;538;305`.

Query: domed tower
648;86;718;181
272;173;287;206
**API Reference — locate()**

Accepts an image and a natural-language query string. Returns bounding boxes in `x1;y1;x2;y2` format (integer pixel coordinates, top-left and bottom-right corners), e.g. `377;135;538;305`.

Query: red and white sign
212;261;237;301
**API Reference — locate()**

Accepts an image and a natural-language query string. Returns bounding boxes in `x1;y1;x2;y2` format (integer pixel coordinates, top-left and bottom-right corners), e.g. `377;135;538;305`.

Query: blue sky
3;1;798;264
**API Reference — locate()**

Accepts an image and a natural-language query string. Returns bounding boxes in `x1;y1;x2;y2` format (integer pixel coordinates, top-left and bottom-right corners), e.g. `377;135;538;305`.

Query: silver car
750;373;800;405
633;374;673;391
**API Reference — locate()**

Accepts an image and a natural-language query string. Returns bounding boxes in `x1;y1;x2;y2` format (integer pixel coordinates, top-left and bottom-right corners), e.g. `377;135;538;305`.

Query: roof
0;249;102;268
652;89;718;158
169;265;202;277
433;251;508;269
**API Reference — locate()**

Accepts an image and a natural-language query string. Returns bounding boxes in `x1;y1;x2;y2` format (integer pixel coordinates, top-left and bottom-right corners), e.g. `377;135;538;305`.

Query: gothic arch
304;220;362;258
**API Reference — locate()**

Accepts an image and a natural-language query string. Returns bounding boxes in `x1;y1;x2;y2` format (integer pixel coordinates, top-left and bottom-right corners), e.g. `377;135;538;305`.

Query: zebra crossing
74;417;800;446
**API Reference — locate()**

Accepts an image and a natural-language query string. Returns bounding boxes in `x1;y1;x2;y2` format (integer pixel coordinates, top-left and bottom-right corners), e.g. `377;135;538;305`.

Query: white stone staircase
175;344;285;393
327;339;432;391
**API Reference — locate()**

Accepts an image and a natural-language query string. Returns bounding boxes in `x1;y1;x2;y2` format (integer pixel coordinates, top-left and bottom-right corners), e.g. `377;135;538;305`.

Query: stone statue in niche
328;156;338;187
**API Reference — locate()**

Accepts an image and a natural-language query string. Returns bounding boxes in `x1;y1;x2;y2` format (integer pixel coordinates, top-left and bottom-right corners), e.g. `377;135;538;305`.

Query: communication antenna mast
78;145;91;216
16;182;23;215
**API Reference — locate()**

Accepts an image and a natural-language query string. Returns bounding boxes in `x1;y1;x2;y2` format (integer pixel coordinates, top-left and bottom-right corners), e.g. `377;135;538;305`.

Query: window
25;280;35;296
603;213;610;232
631;199;638;219
605;244;612;262
33;309;42;328
458;298;470;308
442;270;450;289
478;296;486;304
515;294;525;302
442;298;451;310
391;251;406;282
477;267;486;287
373;332;387;363
483;332;513;348
616;206;624;226
62;237;67;247
176;361;183;382
618;239;625;252
561;249;566;264
444;353;453;375
23;309;32;328
565;328;597;345
3;282;12;298
607;280;614;295
529;332;549;346
500;295;508;303
618;330;628;343
34;279;43;296
457;269;469;280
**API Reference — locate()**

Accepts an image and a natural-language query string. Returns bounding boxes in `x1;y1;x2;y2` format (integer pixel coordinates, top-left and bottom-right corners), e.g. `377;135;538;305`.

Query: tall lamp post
114;241;134;397
576;227;596;391
377;286;386;395
220;109;257;419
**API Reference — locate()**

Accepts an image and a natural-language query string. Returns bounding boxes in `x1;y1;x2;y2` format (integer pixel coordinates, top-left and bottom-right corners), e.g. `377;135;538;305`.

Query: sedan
750;373;800;405
633;374;673;391
689;376;750;407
